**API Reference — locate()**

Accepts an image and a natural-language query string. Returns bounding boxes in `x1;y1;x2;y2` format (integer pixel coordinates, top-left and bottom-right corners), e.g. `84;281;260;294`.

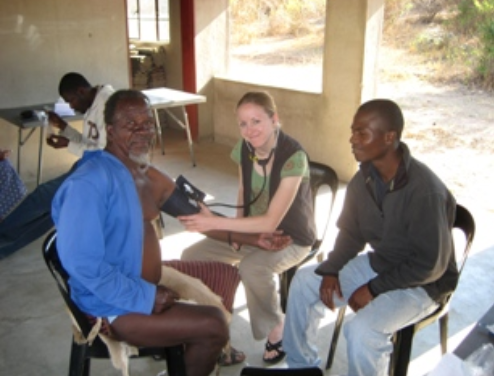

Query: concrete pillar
318;0;384;181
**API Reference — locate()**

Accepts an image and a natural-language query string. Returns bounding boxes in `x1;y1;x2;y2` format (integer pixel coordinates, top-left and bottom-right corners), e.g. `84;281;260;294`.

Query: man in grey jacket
282;99;458;376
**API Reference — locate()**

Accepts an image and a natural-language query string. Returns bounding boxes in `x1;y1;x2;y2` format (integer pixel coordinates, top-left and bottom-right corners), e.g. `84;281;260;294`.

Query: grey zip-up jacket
316;142;458;304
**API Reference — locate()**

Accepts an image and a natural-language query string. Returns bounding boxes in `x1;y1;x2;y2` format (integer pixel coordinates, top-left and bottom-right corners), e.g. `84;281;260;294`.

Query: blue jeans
283;254;438;376
0;166;75;259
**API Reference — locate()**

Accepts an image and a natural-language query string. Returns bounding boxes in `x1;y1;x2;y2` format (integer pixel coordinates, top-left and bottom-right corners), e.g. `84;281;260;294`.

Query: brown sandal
217;346;246;366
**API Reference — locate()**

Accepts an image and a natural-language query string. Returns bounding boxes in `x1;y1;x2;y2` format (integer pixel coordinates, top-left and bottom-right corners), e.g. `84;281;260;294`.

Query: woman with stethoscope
179;91;315;366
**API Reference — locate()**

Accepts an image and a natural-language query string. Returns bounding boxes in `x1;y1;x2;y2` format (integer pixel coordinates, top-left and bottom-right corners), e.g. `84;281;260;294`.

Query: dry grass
229;0;326;44
381;6;474;86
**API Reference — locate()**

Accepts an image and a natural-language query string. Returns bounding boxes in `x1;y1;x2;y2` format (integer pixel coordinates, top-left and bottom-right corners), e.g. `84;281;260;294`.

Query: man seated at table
0;72;114;259
282;99;458;376
46;72;114;156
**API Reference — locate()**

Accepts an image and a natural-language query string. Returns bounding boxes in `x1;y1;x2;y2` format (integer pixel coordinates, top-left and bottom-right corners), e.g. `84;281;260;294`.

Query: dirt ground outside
230;37;494;252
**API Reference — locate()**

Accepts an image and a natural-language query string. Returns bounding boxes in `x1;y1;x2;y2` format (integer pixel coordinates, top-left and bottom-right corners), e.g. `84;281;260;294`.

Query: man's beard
129;152;151;172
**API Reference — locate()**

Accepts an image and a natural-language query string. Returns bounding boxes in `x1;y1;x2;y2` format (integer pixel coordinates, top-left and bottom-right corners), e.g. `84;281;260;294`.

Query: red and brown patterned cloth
163;260;241;313
86;259;241;337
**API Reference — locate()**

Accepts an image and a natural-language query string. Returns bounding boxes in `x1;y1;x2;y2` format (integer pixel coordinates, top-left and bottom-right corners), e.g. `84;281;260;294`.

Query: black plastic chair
279;161;339;312
325;204;476;376
42;230;187;376
240;366;323;376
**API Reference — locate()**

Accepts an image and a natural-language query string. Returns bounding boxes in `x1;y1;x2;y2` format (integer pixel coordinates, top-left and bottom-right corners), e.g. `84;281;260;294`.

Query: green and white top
230;139;309;216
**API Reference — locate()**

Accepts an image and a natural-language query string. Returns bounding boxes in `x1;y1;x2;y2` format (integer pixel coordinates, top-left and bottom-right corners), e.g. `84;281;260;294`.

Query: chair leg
439;314;448;354
82;359;90;376
153;214;165;239
68;339;89;376
280;267;297;313
165;345;187;376
391;326;414;376
389;332;399;376
325;306;346;370
159;213;165;230
279;272;289;314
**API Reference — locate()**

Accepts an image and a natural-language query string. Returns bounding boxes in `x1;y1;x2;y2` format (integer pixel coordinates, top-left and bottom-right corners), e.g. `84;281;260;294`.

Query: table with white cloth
142;87;207;167
0;88;206;184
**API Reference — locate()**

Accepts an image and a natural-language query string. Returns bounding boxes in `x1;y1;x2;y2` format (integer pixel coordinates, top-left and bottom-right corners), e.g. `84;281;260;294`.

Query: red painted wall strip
180;0;198;139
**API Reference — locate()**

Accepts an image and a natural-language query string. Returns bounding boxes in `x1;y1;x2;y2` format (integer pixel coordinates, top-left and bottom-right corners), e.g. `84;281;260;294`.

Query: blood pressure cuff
160;186;200;217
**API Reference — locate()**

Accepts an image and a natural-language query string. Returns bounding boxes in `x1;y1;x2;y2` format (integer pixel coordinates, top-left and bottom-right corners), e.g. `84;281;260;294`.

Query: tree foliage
450;0;494;88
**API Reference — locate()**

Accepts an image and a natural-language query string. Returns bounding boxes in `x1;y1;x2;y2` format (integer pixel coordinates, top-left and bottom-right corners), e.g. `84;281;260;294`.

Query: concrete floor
1;129;493;376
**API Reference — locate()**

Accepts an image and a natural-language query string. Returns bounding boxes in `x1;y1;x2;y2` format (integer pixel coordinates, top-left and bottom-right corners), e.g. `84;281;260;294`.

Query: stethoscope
208;128;279;210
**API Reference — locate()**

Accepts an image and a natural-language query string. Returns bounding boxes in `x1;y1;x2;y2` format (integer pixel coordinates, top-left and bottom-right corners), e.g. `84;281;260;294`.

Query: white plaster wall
165;0;184;91
0;0;130;184
213;79;322;162
194;0;228;91
194;0;229;139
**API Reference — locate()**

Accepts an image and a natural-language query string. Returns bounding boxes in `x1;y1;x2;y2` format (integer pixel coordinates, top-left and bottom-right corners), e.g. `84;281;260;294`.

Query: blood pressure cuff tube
160;186;200;217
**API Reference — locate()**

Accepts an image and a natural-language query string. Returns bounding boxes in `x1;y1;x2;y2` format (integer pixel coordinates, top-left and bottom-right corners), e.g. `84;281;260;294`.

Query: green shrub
454;0;494;88
478;17;494;87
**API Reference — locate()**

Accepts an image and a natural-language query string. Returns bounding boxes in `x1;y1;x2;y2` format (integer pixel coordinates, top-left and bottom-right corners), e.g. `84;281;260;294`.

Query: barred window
127;0;170;42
